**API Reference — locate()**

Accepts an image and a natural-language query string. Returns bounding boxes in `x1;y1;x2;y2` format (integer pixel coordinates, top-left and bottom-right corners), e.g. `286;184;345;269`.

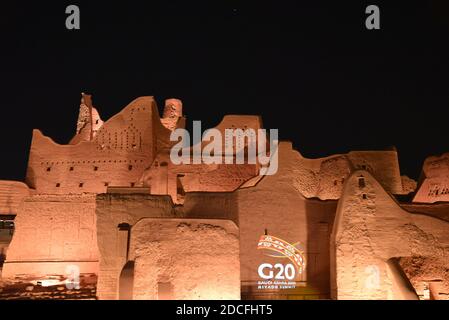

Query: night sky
0;1;448;181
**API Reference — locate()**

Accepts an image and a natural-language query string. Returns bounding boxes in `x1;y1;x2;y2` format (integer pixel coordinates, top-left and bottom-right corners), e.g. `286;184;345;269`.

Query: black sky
0;1;448;181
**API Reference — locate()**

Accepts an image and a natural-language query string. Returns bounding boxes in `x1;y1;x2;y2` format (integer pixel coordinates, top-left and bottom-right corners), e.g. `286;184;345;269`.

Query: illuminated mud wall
95;190;237;300
0;94;430;301
0;181;31;215
236;141;414;298
93;140;421;300
0;181;31;276
2;194;99;277
237;142;338;298
414;153;449;203
1;96;260;286
25;96;176;195
130;218;240;300
292;147;413;200
331;170;449;300
140;115;261;204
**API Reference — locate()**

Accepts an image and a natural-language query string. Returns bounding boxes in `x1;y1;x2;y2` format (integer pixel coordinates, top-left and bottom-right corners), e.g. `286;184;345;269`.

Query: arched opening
119;261;135;300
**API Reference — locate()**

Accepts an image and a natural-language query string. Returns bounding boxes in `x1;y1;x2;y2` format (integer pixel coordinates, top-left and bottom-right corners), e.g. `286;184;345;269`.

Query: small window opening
358;177;365;189
117;223;131;231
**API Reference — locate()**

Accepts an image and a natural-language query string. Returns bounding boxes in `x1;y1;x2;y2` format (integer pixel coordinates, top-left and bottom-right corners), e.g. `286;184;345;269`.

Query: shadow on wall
305;199;338;299
386;257;419;300
119;261;135;300
0;250;5;269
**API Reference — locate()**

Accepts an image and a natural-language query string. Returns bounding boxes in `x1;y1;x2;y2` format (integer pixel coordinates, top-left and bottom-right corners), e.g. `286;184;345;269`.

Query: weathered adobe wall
331;170;449;300
160;98;184;131
401;175;418;194
143;151;257;204
141;115;261;204
237;142;338;298
0;181;31;215
294;147;410;200
25;97;173;195
95;191;236;299
129;218;240;300
142;115;407;205
95;193;174;299
346;150;404;194
2;194;99;278
236;142;409;297
139;128;407;204
413;153;449;203
69;93;104;145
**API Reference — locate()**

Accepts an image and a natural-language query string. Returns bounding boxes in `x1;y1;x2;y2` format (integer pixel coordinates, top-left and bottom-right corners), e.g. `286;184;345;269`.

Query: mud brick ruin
1;93;448;300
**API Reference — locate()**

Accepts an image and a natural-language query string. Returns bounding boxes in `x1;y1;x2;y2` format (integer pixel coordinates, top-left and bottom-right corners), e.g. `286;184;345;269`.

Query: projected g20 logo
258;263;296;280
256;235;306;290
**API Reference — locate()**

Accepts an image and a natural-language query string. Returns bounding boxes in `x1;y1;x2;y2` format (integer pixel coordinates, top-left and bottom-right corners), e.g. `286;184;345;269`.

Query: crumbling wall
2;194;99;278
95;193;175;299
160;98;184;131
413;153;449;203
140;114;261;204
95;191;238;299
2;93;431;301
347;150;404;194
292;147;409;200
26;96;171;195
236;142;407;297
237;142;337;298
331;170;449;300
69;93;104;145
143;153;257;204
401;175;417;195
130;218;240;300
0;181;31;214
